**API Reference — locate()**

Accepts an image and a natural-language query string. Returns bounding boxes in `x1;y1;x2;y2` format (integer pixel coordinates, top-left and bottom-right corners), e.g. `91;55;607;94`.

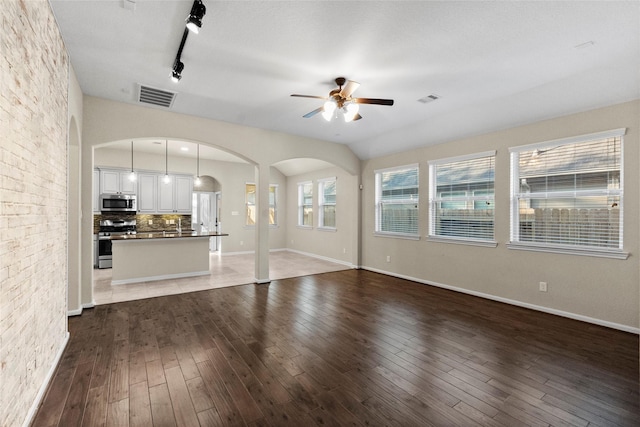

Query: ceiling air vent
137;84;177;108
417;94;440;104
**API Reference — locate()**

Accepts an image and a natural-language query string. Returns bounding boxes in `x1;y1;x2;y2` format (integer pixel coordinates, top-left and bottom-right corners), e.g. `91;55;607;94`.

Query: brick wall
0;1;69;426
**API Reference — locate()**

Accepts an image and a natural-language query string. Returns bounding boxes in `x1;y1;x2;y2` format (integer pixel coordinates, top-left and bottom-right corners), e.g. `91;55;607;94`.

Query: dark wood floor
33;270;639;426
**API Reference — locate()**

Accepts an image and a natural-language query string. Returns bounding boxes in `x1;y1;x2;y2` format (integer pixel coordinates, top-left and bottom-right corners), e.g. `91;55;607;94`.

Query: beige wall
0;1;70;426
286;166;359;267
361;101;640;330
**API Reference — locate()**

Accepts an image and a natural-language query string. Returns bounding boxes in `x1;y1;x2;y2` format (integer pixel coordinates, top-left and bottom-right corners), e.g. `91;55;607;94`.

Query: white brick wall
0;1;69;426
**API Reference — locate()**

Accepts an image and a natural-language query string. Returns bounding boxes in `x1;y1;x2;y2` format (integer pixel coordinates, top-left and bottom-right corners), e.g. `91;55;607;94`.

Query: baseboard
221;250;255;256
22;331;70;427
254;278;272;284
67;307;82;316
362;266;640;334
285;248;356;269
111;271;210;285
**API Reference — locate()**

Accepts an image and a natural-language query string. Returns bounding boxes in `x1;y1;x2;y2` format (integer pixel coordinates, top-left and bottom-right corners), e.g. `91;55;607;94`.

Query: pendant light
163;140;171;184
128;140;136;181
194;144;202;187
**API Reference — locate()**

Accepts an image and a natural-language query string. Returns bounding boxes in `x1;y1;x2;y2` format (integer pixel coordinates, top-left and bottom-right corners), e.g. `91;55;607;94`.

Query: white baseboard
67;308;82;316
254;278;272;284
111;271;210;285
286;248;356;269
22;331;70;427
221;250;255;256
68;302;96;317
362;266;639;335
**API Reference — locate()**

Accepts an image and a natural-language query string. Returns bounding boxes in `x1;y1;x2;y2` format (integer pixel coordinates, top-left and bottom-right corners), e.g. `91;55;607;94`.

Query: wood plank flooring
33;270;639;426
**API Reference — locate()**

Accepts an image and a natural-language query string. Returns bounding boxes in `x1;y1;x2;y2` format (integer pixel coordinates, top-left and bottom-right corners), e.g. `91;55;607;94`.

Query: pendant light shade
194;144;201;186
163;140;171;184
128;140;136;181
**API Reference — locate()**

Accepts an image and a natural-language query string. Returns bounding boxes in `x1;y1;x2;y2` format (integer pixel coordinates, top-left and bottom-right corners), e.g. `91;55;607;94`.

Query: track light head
186;0;206;34
171;60;184;82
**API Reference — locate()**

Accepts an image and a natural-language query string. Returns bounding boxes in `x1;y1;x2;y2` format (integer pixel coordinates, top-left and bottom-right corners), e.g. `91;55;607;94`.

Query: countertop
109;231;229;241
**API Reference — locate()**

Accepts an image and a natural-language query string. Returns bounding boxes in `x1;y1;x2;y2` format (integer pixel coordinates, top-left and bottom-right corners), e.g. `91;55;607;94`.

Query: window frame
245;183;278;227
318;177;337;231
508;128;628;259
428;151;497;247
374;164;420;240
297;181;313;228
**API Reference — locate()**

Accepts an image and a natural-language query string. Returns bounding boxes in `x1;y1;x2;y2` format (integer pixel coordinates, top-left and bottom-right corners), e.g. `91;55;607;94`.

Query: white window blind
298;181;313;227
429;151;495;243
375;164;419;237
318;178;336;229
246;183;277;226
510;129;625;257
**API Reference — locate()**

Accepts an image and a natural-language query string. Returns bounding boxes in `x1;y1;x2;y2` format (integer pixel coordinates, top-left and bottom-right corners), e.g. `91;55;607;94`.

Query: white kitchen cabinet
137;173;157;213
157;175;193;213
93;170;100;213
99;168;136;195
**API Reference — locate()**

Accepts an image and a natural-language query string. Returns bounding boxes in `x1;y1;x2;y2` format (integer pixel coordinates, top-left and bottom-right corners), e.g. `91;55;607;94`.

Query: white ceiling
51;1;640;161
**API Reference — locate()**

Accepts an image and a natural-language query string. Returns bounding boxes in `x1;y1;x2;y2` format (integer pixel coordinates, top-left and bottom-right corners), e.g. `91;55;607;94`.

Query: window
246;183;277;226
297;181;313;227
375;164;419;238
429;151;496;245
509;128;626;259
318;177;337;229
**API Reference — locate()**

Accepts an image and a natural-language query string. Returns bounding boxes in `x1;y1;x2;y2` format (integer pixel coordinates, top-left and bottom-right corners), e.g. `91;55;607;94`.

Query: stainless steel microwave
99;194;137;213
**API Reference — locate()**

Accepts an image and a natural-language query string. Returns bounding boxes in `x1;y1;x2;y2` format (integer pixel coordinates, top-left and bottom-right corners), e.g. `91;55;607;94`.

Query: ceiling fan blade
303;106;324;118
353;113;363;121
340;80;360;98
291;94;327;100
354;98;394;106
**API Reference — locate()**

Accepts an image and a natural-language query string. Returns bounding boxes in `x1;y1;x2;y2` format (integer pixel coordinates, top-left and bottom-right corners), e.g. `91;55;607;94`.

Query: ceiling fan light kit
171;0;207;82
292;77;393;122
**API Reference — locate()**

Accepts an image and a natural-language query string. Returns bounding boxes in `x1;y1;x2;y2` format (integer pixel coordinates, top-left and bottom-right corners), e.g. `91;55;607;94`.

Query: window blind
375;165;419;236
429;152;495;242
318;178;336;228
511;132;623;251
298;182;313;226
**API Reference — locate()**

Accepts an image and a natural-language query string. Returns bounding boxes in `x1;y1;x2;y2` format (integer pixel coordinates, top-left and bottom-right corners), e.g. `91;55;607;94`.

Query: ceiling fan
291;77;394;122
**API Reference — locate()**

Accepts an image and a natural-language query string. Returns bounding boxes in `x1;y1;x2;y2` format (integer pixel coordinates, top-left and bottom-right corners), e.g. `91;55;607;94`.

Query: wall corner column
254;165;270;283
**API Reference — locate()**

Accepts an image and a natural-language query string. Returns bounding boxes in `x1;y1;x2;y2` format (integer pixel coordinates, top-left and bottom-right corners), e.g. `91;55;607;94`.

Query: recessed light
180;147;189;152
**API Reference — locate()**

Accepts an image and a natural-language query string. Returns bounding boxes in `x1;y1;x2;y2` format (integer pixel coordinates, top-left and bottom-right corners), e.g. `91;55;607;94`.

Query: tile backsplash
94;214;192;233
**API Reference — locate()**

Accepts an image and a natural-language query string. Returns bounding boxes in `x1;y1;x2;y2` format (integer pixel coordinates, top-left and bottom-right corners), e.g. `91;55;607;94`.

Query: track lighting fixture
171;60;184;83
170;1;206;82
186;0;206;34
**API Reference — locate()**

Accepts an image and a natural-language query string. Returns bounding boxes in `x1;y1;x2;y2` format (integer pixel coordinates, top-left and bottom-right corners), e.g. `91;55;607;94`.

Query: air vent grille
418;94;440;104
137;84;176;108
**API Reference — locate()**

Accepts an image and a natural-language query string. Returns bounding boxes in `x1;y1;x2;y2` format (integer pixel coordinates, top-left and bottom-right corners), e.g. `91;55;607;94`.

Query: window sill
507;242;629;260
427;236;497;248
297;225;313;230
318;227;337;232
374;232;421;241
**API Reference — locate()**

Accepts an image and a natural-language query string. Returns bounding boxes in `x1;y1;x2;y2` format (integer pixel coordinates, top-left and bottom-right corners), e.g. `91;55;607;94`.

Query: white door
193;192;219;251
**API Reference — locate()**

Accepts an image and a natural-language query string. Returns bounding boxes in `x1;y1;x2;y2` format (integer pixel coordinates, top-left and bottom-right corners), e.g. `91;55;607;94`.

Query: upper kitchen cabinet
99;168;136;195
157;175;193;213
137;173;158;213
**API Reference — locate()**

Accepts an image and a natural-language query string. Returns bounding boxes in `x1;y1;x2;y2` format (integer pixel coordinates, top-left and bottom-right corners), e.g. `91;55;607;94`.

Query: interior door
192;192;219;251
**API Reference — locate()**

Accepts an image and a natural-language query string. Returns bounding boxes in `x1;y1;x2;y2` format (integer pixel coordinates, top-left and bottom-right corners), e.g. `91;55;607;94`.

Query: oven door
98;238;112;269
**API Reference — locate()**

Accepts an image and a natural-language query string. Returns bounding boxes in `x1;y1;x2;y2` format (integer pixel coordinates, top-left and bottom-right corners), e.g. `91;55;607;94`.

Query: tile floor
93;250;351;305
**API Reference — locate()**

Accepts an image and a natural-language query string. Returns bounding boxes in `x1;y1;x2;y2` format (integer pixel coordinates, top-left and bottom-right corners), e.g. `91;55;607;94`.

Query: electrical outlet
240;240;243;246
539;281;548;292
148;220;153;225
343;248;346;254
386;255;391;262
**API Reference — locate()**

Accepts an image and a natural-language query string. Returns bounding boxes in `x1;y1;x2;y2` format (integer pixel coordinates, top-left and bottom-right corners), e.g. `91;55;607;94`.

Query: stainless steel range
98;219;137;269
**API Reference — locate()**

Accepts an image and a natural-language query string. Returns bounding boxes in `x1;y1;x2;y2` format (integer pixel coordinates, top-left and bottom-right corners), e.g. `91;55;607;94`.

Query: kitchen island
110;231;228;285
